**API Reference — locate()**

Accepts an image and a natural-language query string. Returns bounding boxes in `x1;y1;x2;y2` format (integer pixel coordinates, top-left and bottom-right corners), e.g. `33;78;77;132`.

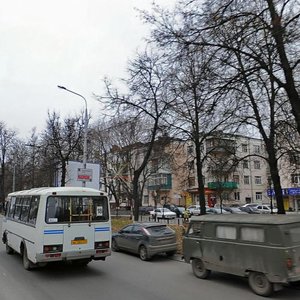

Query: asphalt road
0;215;299;300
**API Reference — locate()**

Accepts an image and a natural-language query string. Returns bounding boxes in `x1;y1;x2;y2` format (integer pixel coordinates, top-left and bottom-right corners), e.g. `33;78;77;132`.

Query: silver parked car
149;208;176;219
112;222;177;261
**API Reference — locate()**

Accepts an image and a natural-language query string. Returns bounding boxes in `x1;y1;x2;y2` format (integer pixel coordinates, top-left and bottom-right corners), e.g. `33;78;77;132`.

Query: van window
289;227;300;244
216;226;236;240
241;227;264;242
188;222;202;236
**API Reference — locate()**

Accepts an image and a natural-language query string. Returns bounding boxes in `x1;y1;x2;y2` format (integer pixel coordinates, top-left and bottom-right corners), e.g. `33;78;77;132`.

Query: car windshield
147;225;174;236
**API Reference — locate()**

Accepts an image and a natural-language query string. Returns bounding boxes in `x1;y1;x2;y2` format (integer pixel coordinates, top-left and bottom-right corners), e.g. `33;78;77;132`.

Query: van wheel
192;258;211;279
6;244;14;255
248;271;273;296
22;247;35;271
139;245;150;261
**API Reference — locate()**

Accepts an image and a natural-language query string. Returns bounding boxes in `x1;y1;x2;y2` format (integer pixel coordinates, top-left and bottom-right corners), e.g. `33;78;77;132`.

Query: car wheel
23;246;35;271
192;258;211;279
6;243;14;255
139;245;150;261
112;238;119;252
248;271;273;296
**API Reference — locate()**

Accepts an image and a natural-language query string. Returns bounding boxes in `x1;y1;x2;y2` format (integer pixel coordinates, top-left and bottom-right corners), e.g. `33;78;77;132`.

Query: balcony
207;181;238;190
148;174;172;190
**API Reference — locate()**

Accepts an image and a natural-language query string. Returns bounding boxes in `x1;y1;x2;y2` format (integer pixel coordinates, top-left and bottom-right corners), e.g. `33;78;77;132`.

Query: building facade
109;133;300;211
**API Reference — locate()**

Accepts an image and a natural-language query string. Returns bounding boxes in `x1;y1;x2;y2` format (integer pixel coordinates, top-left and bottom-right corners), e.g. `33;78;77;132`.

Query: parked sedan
187;205;201;216
255;204;278;214
206;207;231;214
139;206;154;215
150;208;177;219
223;207;248;214
112;223;177;261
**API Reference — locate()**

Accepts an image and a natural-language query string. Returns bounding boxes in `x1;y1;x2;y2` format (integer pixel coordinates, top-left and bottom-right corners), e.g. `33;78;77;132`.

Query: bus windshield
46;195;109;223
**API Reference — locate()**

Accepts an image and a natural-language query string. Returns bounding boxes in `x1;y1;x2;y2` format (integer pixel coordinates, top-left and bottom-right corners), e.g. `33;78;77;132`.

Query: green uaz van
183;214;300;296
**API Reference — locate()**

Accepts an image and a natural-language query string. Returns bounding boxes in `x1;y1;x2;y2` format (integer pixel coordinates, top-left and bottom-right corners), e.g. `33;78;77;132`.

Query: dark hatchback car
112;222;177;261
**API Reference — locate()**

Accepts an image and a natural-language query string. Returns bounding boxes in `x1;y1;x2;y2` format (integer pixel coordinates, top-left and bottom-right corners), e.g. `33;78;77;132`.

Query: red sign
77;168;93;182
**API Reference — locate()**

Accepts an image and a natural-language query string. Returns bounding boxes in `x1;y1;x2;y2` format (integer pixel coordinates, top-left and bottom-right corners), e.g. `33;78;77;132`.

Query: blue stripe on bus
44;230;64;235
95;227;110;232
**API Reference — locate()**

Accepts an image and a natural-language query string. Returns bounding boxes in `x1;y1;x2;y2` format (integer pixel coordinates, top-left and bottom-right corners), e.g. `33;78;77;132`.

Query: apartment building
110;133;299;210
277;150;300;211
141;133;270;208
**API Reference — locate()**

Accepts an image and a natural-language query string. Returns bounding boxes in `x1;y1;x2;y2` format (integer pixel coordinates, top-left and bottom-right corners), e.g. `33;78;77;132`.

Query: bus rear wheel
6;244;14;255
22;246;35;270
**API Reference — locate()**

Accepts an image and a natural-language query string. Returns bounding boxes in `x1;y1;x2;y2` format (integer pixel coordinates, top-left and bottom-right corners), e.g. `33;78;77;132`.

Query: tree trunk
266;143;285;214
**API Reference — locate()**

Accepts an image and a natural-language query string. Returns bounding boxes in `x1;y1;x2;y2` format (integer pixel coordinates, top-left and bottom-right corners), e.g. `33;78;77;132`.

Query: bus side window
20;197;31;223
7;197;16;218
14;198;23;220
28;197;39;225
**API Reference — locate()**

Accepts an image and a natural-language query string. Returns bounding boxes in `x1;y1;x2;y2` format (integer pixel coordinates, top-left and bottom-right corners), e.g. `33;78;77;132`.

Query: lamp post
57;85;88;187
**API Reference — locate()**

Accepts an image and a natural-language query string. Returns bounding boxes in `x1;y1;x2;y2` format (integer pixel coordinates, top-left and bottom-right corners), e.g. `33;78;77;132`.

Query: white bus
1;187;111;270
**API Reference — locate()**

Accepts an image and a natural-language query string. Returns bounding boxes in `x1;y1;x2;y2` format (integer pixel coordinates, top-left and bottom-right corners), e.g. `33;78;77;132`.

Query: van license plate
71;239;87;245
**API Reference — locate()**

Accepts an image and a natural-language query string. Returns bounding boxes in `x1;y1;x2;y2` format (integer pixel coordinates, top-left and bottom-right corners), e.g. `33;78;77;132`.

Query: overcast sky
0;0;176;139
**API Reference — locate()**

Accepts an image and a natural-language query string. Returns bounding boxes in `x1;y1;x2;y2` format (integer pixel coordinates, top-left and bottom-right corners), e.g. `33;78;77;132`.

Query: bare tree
98;49;174;220
90;115;148;208
0;121;17;204
141;0;300;213
42;111;84;186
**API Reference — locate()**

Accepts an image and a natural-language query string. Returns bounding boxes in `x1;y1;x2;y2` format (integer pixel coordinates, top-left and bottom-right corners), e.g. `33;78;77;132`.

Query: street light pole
57;85;88;187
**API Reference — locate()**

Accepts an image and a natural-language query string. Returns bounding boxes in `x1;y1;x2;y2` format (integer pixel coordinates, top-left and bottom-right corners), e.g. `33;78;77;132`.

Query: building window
234;192;240;201
243;160;249;169
254;145;261;154
291;174;300;184
255;176;262;185
289;152;300;165
254;160;261;169
143;195;149;206
233;175;239;183
244;176;250;185
222;193;229;200
256;192;263;201
187;145;194;155
242;144;248;153
188;177;195;187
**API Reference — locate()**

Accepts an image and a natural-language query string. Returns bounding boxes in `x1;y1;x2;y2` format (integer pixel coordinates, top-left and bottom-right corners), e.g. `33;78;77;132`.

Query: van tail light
286;258;293;270
95;241;109;249
43;244;63;253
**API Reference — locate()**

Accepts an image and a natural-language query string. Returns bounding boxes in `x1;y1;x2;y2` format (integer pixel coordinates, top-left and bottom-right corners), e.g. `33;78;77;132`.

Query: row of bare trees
1;0;299;218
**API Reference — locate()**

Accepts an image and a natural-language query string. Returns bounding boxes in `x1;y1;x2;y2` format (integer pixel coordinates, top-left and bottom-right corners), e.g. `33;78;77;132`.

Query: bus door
63;223;95;252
